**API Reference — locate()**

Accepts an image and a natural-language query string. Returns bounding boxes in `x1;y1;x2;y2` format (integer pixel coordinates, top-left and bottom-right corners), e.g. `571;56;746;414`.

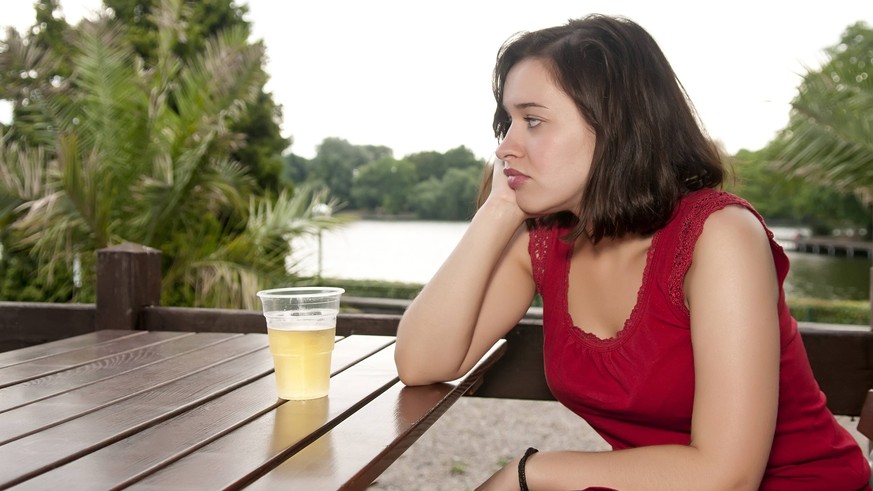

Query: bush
295;277;423;300
787;297;870;325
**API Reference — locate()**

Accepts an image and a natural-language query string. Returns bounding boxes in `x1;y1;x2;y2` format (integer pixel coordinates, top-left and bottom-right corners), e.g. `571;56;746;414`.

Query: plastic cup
256;287;344;400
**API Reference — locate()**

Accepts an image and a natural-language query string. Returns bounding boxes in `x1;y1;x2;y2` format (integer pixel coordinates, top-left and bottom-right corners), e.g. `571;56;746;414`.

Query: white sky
3;1;872;160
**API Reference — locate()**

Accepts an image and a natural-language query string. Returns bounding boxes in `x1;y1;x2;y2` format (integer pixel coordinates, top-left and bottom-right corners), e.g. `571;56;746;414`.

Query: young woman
394;14;870;491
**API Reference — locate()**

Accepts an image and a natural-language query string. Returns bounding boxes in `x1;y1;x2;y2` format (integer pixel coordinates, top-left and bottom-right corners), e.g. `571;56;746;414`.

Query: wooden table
0;329;506;490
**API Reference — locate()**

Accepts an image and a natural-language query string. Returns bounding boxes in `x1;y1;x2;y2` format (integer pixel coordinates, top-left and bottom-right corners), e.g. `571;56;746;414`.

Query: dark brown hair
491;14;724;242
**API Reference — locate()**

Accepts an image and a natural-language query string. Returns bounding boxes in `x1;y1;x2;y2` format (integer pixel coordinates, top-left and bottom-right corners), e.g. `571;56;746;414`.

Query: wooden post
96;243;161;331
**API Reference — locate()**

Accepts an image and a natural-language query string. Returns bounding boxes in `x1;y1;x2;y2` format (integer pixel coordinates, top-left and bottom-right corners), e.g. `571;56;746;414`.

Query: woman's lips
503;168;530;190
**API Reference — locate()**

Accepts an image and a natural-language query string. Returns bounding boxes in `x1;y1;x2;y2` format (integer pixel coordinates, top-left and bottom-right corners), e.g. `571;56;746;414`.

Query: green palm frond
138;19;266;246
0;27;63;101
67;19;150;181
171;187;347;309
772;22;873;196
0;133;53;214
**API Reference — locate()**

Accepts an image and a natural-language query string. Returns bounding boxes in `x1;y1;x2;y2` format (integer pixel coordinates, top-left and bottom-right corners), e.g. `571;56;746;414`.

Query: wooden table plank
247;341;508;490
125;344;400;490
0;330;140;369
8;335;394;490
246;382;437;491
0;334;266;445
0;331;508;491
0;332;243;413
0;347;270;488
0;330;191;387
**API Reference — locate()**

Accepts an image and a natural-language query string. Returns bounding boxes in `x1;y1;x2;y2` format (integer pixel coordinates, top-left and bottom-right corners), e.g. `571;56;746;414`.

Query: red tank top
529;189;870;490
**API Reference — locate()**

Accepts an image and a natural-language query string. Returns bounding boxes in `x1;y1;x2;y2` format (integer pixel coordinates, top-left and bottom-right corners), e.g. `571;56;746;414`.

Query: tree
351;157;416;214
769;21;873;225
308;138;392;205
283;151;311;186
104;0;291;192
409;166;481;220
0;0;337;308
406;145;481;182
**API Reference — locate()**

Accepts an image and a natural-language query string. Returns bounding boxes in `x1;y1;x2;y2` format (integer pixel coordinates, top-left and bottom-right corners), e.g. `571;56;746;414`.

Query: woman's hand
480;159;528;223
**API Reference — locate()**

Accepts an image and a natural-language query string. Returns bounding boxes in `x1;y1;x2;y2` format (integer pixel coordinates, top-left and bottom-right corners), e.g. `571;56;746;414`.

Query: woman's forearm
502;444;763;491
395;199;527;385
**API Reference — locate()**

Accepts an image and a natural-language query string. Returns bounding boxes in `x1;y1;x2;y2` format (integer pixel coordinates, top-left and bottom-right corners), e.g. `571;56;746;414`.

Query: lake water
291;220;872;301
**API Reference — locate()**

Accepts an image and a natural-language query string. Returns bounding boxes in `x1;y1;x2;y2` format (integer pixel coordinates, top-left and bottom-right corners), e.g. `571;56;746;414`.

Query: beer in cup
256;287;344;400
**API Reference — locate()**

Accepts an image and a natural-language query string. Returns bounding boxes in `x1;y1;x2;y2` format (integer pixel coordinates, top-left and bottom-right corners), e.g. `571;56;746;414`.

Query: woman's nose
495;126;520;162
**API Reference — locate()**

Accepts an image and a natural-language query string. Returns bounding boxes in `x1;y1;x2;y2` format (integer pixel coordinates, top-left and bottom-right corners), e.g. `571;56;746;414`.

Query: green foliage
728;149;870;234
406;146;483;182
788;297;870;325
768;21;873;208
297;277;423;300
104;0;252;60
288;141;486;221
230;89;290;191
306;138;393;206
102;0;290;193
0;247;81;302
0;0;336;308
351;157;417;214
410;166;481;220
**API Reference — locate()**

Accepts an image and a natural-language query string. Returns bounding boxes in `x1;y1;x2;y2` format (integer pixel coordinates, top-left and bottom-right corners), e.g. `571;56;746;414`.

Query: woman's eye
524;117;542;128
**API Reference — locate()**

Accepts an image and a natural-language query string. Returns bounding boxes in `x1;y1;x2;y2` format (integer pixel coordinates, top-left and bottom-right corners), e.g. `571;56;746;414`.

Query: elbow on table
394;351;459;387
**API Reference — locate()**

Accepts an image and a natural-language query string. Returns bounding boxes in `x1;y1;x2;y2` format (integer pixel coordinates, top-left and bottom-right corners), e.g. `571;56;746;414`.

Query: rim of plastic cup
256;287;345;299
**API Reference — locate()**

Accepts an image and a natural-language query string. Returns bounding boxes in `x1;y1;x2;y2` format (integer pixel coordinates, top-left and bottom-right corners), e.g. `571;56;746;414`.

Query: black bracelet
518;447;539;491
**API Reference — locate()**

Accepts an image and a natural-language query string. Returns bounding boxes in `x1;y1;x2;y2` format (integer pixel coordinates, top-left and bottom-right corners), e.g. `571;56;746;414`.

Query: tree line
284;139;486;221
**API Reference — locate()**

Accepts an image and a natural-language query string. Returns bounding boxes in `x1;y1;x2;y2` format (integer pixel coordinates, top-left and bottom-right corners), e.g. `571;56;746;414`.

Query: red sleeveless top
529;189;870;490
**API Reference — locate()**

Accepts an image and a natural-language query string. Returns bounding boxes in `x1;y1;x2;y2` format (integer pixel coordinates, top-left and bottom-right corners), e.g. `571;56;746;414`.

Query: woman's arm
395;163;537;386
478;205;781;491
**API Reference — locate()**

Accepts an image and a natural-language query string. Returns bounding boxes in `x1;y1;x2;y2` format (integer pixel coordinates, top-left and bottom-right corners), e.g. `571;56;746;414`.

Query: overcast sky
3;1;872;160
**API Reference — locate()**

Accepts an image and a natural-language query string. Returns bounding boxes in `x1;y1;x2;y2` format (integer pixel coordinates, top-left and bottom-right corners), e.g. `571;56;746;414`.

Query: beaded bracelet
517;447;539;491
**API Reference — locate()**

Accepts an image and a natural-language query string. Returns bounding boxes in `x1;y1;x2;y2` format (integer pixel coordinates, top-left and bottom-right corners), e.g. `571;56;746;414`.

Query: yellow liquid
267;326;335;400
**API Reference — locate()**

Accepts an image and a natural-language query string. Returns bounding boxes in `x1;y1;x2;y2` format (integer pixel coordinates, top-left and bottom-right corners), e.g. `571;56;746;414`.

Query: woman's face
495;57;596;217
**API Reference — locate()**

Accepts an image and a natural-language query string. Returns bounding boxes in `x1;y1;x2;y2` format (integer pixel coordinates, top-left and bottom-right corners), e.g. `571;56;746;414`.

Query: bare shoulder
695;205;770;257
687;204;777;303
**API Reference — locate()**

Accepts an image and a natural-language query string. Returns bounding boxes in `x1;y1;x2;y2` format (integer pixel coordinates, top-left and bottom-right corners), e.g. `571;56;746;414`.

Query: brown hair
491;14;724;242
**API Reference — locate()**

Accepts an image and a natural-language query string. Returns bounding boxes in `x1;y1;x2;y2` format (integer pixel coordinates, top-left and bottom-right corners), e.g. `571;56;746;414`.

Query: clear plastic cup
256;287;344;400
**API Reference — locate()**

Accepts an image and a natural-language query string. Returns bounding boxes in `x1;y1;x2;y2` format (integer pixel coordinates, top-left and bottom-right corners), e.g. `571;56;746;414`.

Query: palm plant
0;0;341;309
770;22;873;213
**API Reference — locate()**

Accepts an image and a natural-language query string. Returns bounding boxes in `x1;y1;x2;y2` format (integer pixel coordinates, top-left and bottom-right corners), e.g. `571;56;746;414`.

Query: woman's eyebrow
502;102;550;112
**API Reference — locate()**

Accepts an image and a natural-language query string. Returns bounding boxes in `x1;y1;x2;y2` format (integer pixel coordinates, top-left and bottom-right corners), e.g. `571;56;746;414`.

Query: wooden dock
790;237;873;258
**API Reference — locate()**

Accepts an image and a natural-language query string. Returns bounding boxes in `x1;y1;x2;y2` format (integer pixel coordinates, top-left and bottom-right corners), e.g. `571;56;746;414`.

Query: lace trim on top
666;190;777;316
529;221;551;294
564;229;662;351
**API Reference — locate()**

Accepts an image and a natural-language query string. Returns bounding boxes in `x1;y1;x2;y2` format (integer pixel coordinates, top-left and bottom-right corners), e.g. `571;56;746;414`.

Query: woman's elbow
395;351;433;386
395;351;461;386
395;360;425;386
